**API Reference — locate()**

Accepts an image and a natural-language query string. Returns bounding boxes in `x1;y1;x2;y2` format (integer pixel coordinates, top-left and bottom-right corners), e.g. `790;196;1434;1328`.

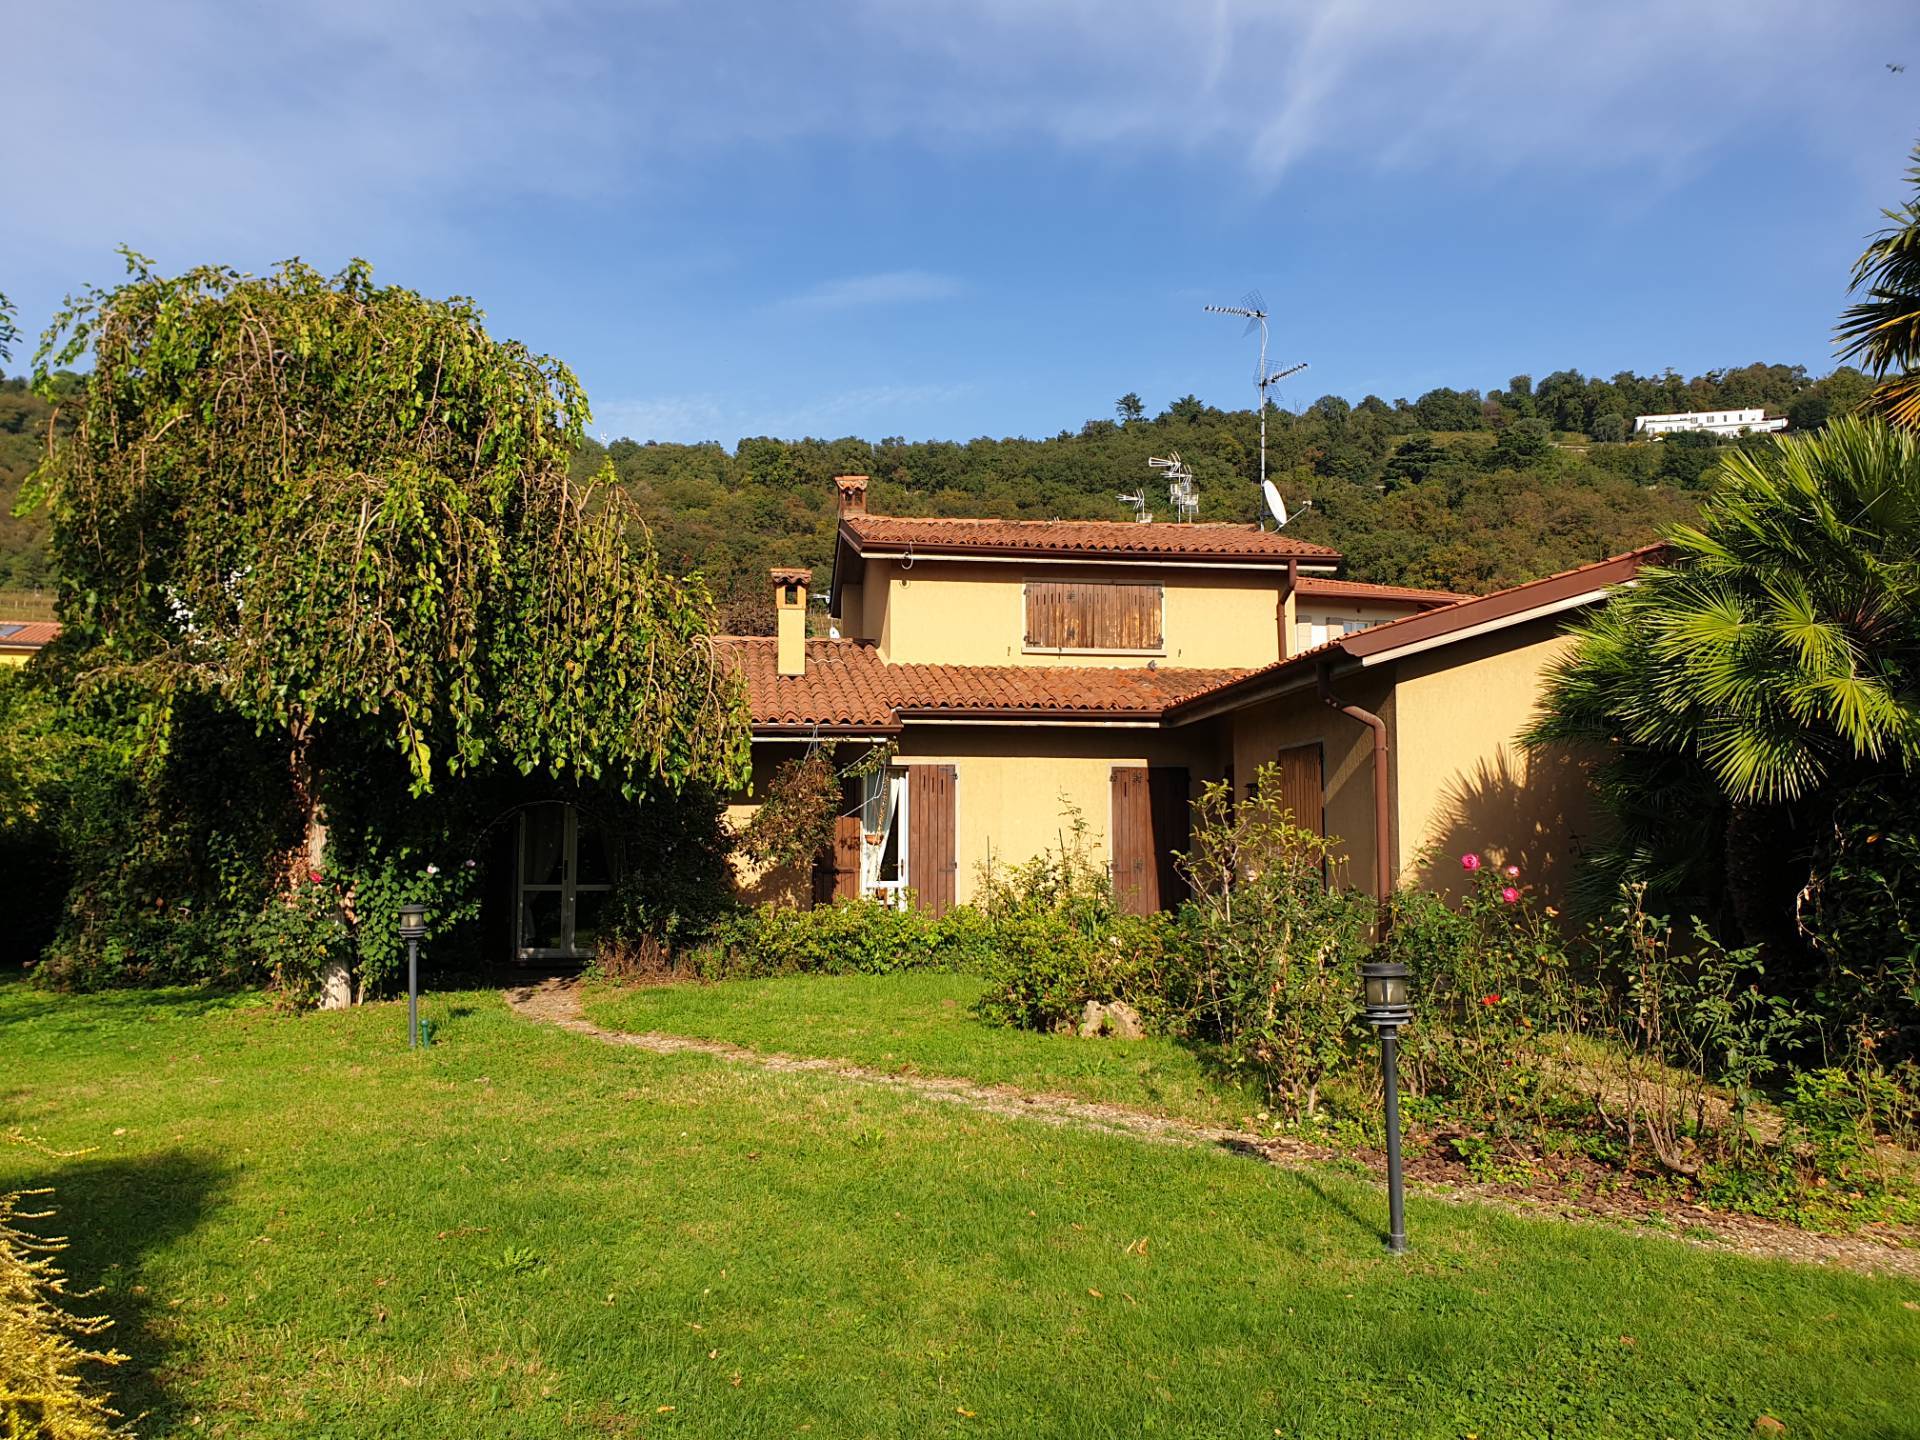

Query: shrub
1162;768;1374;1117
249;876;355;1003
737;753;840;874
1585;890;1806;1178
974;798;1116;931
973;912;1169;1032
0;1180;128;1438
685;899;994;981
1388;855;1589;1131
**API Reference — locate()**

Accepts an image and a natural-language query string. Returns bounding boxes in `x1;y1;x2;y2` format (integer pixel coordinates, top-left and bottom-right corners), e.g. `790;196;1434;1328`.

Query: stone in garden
1078;1000;1145;1039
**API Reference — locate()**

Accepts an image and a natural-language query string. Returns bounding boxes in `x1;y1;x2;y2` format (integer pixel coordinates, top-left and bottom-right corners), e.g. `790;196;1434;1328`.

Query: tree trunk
288;720;353;1009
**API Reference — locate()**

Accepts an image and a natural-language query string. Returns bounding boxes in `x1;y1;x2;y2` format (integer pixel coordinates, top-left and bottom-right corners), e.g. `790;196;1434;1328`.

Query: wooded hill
3;362;1873;626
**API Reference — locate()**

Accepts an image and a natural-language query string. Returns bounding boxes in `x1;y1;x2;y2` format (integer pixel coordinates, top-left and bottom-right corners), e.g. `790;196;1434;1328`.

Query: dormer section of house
825;475;1462;669
827;479;1352;670
1288;576;1470;654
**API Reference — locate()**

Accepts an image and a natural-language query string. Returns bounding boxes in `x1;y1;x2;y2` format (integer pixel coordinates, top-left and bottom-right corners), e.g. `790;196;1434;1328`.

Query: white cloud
5;1;1912;283
778;271;966;311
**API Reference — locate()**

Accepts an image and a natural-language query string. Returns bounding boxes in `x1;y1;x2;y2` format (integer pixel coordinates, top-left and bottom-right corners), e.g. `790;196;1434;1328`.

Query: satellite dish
1263;478;1288;528
1263;478;1311;530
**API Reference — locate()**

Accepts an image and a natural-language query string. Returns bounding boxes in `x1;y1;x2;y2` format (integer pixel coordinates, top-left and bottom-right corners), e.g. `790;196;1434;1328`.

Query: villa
715;474;1652;914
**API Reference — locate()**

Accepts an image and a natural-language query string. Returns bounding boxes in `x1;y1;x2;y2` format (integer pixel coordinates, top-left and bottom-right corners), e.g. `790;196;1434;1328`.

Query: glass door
857;767;909;909
515;803;613;961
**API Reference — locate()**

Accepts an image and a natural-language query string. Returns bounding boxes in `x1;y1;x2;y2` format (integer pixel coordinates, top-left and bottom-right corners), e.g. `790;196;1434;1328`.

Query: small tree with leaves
28;253;750;902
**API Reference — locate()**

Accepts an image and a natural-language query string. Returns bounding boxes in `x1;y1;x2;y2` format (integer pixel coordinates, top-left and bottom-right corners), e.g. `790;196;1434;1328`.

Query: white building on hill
1633;408;1787;438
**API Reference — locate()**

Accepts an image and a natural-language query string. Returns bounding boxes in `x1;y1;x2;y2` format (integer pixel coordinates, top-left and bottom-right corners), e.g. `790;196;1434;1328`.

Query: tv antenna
1117;491;1153;523
1149;451;1199;523
1205;289;1308;501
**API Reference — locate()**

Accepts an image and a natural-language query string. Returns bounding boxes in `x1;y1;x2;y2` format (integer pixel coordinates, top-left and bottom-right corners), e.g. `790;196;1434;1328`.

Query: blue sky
7;1;1919;444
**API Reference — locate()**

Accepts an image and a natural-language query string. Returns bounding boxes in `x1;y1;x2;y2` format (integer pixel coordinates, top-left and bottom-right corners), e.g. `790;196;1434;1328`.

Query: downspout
1318;659;1391;935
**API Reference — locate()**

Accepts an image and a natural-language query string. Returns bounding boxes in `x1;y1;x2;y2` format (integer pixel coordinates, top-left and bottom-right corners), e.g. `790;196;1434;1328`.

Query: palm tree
1838;141;1920;429
1528;417;1920;910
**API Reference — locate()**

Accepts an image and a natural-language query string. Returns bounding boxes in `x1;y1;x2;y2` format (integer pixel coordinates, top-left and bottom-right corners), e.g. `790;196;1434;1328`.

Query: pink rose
1461;853;1482;872
1504;864;1520;879
1501;886;1520;905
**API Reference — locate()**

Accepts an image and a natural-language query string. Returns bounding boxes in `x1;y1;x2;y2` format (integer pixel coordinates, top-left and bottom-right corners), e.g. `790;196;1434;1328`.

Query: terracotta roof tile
0;621;60;648
840;514;1339;562
1165;543;1667;718
714;637;1243;732
1292;576;1469;605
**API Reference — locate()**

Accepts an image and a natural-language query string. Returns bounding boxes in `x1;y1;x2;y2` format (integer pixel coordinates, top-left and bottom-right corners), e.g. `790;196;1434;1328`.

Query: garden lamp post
1359;959;1412;1254
398;902;427;1050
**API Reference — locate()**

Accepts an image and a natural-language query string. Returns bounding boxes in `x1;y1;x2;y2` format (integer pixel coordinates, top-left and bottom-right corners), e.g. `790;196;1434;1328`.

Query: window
858;767;909;907
1024;580;1163;652
515;803;615;960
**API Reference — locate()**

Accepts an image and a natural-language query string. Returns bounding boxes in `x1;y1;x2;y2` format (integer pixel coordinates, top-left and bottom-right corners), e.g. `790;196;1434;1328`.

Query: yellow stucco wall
724;746;826;909
856;557;1289;669
728;727;1228;908
1390;619;1600;905
1219;671;1395;896
893;726;1225;903
1213;618;1599;905
0;652;28;667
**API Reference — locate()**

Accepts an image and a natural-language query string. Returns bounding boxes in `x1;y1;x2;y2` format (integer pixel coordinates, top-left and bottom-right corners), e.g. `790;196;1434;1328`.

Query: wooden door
812;814;863;905
1110;767;1155;915
907;765;958;915
1274;743;1325;835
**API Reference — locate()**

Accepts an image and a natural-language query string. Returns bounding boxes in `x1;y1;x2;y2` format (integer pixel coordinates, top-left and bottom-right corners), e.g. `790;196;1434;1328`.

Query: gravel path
505;977;1920;1281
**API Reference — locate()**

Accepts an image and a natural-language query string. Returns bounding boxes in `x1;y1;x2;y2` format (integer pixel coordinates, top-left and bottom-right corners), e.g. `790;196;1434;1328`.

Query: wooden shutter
1025;582;1162;651
1273;743;1325;836
811;814;862;905
907;765;958;915
1110;767;1156;915
1147;767;1191;909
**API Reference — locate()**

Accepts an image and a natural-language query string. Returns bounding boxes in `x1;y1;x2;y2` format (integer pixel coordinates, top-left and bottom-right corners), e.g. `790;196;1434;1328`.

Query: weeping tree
26;254;749;979
1528;417;1920;1059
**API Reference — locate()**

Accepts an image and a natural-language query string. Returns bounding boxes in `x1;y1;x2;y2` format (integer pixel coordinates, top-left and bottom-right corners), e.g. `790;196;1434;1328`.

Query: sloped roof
838;514;1339;563
714;636;1244;733
1291;576;1468;606
1165;544;1667;721
0;621;60;649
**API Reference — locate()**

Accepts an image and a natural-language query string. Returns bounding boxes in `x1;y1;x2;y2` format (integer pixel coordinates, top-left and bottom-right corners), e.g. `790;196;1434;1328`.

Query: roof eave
749;721;903;739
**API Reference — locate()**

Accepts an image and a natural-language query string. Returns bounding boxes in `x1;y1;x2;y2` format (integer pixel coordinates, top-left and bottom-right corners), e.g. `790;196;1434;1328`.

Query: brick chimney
772;567;811;677
835;474;869;517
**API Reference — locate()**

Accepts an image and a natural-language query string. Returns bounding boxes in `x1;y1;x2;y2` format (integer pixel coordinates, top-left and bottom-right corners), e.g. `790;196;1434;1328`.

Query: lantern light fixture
397;903;429;1047
1358;959;1412;1254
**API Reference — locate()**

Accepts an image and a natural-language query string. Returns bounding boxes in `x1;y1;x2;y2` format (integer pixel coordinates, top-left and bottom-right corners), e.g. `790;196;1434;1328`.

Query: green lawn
3;975;1917;1439
580;971;1261;1127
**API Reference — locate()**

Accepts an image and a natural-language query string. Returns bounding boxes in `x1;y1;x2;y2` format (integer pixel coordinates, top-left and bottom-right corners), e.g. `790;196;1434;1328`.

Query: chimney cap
770;566;814;588
834;474;869;515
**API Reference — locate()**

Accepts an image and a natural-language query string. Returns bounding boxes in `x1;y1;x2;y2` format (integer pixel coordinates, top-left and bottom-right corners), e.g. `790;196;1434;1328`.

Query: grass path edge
508;976;1920;1283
